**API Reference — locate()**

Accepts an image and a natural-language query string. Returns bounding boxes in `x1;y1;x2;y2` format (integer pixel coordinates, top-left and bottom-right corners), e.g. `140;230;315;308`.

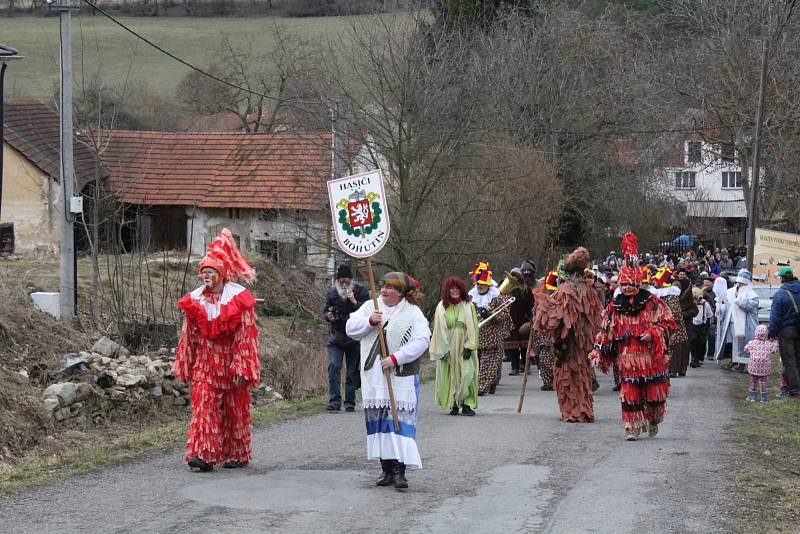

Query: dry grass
728;354;800;532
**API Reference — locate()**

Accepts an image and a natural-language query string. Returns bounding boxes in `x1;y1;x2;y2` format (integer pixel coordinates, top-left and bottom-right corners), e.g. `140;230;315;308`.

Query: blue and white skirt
364;375;421;468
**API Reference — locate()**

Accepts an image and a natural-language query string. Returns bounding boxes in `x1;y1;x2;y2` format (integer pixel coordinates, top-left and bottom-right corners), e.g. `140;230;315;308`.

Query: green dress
431;301;479;410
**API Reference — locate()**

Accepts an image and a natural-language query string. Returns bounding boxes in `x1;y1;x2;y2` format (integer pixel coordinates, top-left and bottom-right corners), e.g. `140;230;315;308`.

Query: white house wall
186;207;329;271
1;142;61;257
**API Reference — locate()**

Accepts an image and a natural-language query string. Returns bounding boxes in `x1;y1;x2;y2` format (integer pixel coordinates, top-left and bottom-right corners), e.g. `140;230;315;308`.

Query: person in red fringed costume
590;263;677;441
173;228;260;471
533;247;603;423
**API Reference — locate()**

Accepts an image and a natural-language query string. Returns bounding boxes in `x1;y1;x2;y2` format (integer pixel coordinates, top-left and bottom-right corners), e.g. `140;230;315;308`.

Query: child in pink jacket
744;324;779;401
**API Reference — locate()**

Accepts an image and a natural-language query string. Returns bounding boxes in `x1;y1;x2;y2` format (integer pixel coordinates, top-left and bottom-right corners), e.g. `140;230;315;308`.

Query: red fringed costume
534;248;603;422
590;266;677;437
174;229;260;466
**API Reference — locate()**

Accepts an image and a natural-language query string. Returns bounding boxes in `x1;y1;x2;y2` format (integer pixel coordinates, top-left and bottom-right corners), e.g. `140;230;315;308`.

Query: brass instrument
498;272;522;295
478;296;516;328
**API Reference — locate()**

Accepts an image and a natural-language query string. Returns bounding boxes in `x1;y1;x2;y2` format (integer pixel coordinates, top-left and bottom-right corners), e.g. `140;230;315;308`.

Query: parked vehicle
753;286;779;324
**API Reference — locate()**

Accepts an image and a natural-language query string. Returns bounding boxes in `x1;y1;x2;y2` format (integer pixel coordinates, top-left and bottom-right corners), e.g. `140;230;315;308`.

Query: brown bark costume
534;248;603;422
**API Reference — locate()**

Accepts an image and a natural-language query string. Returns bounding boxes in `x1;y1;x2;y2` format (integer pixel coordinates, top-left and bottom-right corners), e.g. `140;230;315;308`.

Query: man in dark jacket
324;264;370;411
769;266;800;397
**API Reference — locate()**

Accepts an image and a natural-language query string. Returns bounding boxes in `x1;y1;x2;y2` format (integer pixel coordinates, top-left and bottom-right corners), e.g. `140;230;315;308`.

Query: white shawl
346;298;430;411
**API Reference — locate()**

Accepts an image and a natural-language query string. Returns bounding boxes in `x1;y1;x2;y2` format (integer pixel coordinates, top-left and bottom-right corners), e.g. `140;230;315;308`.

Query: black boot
376;459;395;486
187;457;214;472
461;405;476;416
449;405;459;415
393;461;408;489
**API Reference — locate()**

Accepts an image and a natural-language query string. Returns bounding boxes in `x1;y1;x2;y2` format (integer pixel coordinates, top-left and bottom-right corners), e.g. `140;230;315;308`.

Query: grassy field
0;14;356;99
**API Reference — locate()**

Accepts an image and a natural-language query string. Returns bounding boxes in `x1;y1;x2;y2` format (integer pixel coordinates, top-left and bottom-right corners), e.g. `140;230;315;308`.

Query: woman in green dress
430;276;480;416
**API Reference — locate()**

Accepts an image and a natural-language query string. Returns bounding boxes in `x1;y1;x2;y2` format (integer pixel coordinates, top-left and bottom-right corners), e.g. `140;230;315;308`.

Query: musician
468;261;513;395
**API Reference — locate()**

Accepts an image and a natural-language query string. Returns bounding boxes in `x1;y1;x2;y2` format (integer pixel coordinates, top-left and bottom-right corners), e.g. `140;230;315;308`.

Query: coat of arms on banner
327;170;391;258
337;190;382;236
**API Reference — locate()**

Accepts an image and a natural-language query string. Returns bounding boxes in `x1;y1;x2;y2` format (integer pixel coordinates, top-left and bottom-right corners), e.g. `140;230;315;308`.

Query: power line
80;0;767;140
81;0;319;106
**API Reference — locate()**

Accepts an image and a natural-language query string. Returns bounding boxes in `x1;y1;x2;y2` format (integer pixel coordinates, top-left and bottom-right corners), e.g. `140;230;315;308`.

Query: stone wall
41;337;282;428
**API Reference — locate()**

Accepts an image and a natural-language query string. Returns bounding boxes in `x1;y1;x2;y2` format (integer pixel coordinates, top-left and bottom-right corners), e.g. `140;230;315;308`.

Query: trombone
478;296;515;328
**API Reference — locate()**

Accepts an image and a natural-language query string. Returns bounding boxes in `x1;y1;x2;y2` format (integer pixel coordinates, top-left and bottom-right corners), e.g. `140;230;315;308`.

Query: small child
744;324;778;401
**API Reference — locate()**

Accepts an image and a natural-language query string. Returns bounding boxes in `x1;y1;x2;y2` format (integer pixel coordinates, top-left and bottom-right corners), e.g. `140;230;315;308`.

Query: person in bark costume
431;276;480;415
468;261;513;396
174;228;260;472
590;259;677;441
533;248;603;423
346;272;431;490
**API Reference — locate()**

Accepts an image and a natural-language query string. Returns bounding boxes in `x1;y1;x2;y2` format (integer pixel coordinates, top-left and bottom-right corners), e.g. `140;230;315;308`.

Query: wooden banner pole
366;257;400;433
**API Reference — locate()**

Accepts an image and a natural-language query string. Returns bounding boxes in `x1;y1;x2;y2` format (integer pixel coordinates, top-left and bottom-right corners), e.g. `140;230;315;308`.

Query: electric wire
80;0;764;139
81;0;320;106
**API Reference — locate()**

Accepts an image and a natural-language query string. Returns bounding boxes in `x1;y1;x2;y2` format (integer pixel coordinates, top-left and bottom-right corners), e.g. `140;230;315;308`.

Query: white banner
327;170;391;259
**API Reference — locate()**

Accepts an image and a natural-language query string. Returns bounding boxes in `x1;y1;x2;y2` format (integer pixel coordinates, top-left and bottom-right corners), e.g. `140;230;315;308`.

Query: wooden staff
516;296;536;414
517;246;554;414
366;257;401;432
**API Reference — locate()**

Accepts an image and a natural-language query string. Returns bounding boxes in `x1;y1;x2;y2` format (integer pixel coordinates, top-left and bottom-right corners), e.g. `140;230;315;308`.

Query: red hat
198;228;256;283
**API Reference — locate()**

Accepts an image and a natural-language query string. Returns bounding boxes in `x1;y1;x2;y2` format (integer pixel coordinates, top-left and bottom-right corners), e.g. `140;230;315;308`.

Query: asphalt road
0;362;736;534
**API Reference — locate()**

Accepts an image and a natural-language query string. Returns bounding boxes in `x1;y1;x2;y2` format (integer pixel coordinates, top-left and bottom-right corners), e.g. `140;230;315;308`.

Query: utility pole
51;0;80;320
328;98;345;276
746;35;770;271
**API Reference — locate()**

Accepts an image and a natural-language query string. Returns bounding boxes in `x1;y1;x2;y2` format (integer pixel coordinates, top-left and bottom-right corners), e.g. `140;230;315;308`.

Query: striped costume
591;289;677;437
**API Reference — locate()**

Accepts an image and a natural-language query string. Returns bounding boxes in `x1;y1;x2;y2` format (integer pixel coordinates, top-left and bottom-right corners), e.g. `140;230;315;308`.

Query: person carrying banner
346;272;430;490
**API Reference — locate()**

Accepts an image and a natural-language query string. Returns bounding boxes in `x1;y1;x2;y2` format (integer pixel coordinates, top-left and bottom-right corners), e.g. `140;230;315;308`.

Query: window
720;143;735;163
258;208;278;221
675;171;696;189
722;171;742;189
227;207;242;220
257;239;278;261
687;141;702;164
0;223;14;255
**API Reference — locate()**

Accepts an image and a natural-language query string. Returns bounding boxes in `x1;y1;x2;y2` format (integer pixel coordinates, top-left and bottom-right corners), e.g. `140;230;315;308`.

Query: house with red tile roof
100;129;369;270
1;99;108;256
3;99;373;269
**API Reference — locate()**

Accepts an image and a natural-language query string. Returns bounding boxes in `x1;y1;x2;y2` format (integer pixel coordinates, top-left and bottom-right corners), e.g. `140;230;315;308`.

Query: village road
0;363;736;534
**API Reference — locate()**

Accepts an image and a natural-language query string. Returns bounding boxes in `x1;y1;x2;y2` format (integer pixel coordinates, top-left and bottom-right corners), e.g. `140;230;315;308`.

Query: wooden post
516;305;536;414
518;247;553;414
366;257;400;432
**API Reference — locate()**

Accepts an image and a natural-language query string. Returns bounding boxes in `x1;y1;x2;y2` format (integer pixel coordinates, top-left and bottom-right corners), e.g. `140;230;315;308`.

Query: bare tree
293;8;568;297
176;24;315;132
658;0;800;228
